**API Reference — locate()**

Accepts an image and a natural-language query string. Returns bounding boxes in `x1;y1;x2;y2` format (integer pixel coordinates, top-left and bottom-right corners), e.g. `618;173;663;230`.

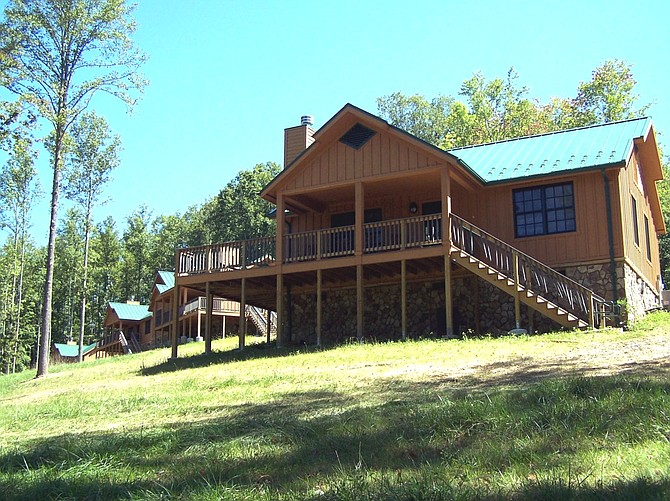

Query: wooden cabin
171;104;665;355
149;270;252;348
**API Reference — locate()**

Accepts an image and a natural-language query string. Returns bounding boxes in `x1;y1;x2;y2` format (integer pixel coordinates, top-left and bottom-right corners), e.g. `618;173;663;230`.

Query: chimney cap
300;115;313;126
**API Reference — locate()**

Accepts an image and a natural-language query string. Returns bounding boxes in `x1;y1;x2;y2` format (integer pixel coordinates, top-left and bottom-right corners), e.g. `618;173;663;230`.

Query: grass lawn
1;312;669;500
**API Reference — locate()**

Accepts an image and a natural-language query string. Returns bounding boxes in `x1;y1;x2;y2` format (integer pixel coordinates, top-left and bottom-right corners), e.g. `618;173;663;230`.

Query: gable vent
339;123;376;150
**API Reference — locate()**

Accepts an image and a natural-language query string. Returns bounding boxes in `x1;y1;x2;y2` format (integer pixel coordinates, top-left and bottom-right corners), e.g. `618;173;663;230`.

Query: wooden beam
357;264;364;341
401;259;407;341
276;273;284;347
444;255;453;337
265;309;271;344
355;182;364;256
170;284;179;359
205;283;212;354
276;194;285;265
239;278;246;350
316;268;322;346
441;167;452;248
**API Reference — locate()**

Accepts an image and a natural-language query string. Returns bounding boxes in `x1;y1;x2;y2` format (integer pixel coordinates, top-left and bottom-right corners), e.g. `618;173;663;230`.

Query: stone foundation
284;260;660;345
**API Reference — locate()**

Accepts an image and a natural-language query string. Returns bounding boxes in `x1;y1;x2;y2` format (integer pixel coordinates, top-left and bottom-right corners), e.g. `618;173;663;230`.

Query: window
644;215;652;261
513;182;576;238
632;196;639;246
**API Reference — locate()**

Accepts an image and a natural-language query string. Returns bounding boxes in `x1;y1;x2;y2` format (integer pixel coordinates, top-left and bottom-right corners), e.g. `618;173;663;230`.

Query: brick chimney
284;115;315;168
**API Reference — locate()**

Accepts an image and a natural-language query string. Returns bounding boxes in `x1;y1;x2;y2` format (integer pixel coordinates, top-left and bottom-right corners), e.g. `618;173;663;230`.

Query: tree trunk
78;206;92;363
36;125;63;378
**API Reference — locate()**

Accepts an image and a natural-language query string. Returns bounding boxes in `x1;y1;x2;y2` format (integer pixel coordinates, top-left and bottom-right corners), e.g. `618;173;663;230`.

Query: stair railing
450;214;608;328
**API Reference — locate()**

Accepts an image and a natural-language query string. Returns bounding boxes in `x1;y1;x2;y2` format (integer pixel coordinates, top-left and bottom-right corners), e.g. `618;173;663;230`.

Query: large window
513;182;576;238
644;215;651;261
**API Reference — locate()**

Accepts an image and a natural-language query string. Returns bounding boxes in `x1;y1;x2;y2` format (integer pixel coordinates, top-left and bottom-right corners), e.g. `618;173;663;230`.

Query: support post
355;182;364;256
444;255;453;337
316;268;322;346
276;194;284;265
588;291;595;329
170;284;179;359
276;273;283;347
357;264;364;341
239;278;246;350
513;251;521;330
222;315;226;339
401;259;407;341
205;283;213;354
266;308;271;344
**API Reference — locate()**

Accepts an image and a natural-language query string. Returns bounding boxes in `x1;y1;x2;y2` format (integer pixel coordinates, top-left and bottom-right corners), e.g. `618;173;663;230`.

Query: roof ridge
449;116;650;152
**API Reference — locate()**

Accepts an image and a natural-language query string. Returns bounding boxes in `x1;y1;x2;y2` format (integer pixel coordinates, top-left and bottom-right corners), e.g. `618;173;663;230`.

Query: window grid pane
513;182;576;238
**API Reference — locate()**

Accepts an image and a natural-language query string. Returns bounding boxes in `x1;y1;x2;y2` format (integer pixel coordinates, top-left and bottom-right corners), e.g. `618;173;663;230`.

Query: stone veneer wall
564;261;660;325
285;261;660;345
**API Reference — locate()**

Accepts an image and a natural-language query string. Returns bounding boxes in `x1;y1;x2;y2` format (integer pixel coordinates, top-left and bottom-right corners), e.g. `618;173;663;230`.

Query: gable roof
449;117;653;184
261;103;480;203
53;342;97;358
108;302;152;322
155;270;175;295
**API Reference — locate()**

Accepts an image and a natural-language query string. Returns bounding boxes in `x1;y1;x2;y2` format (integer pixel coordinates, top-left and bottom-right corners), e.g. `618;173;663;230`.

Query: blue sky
4;0;670;244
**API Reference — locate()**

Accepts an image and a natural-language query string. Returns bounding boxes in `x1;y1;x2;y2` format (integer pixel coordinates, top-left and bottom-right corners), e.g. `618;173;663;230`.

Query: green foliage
207;162;281;242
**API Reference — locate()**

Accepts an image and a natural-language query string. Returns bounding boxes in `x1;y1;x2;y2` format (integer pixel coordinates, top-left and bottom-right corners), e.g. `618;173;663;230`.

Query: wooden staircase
450;215;609;330
246;305;277;336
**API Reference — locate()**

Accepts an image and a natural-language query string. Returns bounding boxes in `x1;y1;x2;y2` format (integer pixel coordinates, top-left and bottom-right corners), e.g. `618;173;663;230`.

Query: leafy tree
376;93;455;148
0;135;39;373
88;217;122;339
122;205;153;303
64;111;120;361
52;208;84;345
0;0;146;377
207;162;281;242
551;59;651;129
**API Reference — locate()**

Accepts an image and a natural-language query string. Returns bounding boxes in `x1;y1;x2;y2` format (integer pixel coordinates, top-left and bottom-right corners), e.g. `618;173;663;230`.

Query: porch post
355;182;364;256
441;168;453;337
401;259;407;341
222;315;226;339
316;268;322;346
357;264;364;341
196;303;202;340
239;278;246;350
265;308;271;344
205;283;212;354
276;273;284;347
513;252;521;330
170;284;179;359
276;194;284;264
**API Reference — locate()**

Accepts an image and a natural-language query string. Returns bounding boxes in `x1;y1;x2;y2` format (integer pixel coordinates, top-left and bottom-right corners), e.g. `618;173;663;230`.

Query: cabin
149;270;268;347
171;104;665;356
99;271;273;356
52;342;98;363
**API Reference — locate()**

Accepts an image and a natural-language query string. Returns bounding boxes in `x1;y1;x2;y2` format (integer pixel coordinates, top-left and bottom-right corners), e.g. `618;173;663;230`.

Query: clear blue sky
4;0;670;244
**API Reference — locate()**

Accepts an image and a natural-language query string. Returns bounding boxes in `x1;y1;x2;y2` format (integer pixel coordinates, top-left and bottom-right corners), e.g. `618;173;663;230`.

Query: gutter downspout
601;168;619;303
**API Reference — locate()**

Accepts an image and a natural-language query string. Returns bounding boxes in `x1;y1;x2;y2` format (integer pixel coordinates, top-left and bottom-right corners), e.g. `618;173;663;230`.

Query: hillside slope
1;314;669;500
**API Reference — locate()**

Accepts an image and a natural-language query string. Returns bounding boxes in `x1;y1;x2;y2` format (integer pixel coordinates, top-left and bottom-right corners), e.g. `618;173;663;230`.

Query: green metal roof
156;270;175;295
108;302;152;321
449;117;652;183
53;342;97;358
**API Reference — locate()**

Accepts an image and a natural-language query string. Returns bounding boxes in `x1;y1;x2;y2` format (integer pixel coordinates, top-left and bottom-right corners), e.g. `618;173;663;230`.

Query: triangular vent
339;123;376;150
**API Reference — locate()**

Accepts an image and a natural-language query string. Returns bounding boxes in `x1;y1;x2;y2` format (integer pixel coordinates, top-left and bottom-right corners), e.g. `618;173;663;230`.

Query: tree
122;205;153;304
64;111;120;361
376;93;455;149
0;135;40;372
0;0;145;377
551;59;651;129
88;217;122;338
207;162;281;243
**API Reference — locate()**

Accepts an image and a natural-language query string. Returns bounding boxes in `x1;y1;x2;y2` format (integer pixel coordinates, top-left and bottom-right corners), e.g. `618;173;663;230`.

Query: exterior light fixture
409;202;418;214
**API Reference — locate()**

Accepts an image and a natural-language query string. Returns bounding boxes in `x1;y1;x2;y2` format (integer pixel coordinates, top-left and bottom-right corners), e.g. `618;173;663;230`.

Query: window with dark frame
644;215;652;261
632;196;640;246
513;182;576;238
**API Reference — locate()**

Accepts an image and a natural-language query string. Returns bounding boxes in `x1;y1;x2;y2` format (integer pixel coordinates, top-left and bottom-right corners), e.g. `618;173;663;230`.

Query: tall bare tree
0;0;145;377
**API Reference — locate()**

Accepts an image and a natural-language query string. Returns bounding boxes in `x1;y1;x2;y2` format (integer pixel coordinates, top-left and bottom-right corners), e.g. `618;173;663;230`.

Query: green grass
1;314;669;500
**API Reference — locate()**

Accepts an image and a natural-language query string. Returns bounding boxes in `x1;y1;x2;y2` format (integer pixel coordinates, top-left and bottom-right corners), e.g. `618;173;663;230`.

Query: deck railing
178;236;275;274
450;214;608;326
179;296;241;316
